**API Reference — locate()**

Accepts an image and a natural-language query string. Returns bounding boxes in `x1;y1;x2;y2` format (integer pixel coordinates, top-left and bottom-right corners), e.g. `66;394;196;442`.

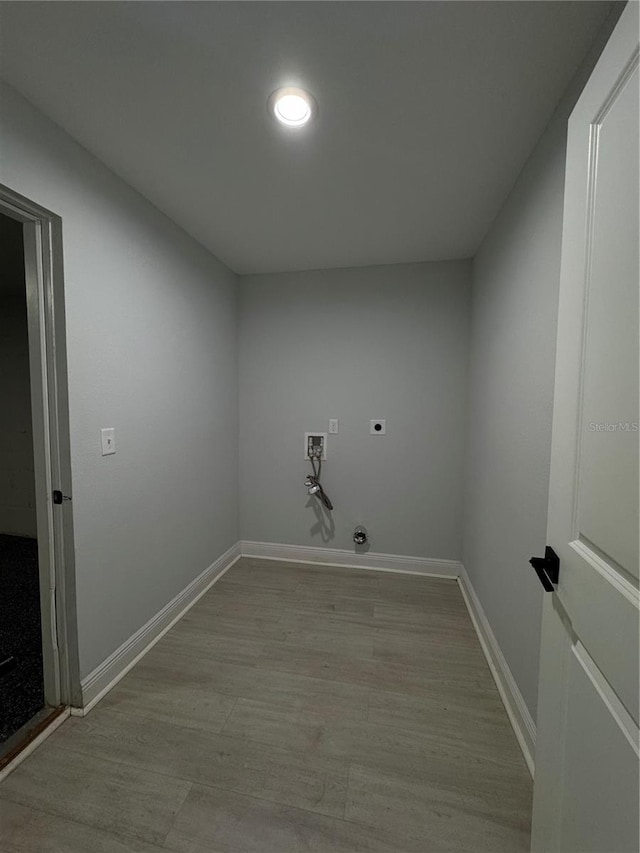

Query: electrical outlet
101;427;116;456
329;419;338;434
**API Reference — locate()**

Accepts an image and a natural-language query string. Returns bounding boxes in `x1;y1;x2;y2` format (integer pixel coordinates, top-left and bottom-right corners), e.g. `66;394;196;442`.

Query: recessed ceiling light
268;87;317;128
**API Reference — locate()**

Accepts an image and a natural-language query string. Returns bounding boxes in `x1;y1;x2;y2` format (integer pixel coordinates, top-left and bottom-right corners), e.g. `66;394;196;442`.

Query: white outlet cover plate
304;432;327;460
370;419;386;435
329;419;338;434
101;427;116;455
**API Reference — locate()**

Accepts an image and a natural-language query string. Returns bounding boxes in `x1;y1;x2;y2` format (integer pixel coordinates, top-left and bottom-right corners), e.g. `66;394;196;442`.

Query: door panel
577;58;639;576
560;643;639;853
532;5;639;851
551;18;639;728
565;538;639;723
555;44;640;726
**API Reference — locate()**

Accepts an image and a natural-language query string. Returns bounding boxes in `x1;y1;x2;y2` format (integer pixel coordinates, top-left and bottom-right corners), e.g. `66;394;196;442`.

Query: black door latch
529;546;560;592
52;490;72;505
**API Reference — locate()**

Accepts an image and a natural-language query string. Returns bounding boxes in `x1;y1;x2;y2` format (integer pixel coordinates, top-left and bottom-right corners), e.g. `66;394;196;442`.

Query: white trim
240;540;461;578
74;543;241;715
457;565;536;776
0;708;70;784
0;186;79;709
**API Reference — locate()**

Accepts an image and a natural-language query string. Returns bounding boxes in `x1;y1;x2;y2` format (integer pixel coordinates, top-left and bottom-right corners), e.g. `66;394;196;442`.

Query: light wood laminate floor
0;558;532;852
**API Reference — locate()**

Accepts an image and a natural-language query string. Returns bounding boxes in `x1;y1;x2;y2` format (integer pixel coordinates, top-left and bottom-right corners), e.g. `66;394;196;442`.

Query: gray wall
240;262;470;559
462;9;621;722
0;82;239;679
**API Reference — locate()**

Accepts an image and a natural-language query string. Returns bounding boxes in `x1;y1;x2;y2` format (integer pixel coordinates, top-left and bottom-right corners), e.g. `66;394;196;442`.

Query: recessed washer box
304;432;327;460
370;419;386;435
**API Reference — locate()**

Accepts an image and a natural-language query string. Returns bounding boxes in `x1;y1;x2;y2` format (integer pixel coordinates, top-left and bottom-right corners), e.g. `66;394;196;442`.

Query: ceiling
0;1;611;275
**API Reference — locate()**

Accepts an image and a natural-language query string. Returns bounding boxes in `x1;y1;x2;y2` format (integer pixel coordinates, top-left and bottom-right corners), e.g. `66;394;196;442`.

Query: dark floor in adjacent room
0;534;44;746
0;558;532;852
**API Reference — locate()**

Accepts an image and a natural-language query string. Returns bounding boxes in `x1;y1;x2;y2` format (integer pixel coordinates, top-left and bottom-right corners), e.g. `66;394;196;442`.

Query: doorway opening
0;187;79;770
0;212;46;749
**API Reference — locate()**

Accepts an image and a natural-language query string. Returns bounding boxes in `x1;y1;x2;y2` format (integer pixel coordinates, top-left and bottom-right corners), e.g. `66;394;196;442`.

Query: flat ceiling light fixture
268;87;317;128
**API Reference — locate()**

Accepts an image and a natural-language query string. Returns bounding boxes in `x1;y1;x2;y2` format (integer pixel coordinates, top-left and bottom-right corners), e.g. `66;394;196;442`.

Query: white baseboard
457;565;536;777
240;540;461;579
74;542;241;715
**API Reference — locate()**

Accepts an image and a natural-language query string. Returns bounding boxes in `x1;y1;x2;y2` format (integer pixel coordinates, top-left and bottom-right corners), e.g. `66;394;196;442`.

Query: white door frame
0;183;80;711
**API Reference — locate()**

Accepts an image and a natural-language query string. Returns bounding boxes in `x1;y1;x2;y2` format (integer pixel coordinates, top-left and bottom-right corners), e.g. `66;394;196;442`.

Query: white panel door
530;5;639;852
